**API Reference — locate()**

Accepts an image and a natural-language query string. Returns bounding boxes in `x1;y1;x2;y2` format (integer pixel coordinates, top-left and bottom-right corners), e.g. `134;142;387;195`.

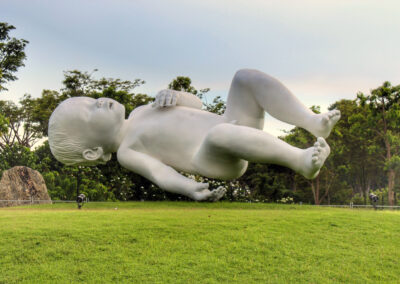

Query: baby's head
48;97;125;165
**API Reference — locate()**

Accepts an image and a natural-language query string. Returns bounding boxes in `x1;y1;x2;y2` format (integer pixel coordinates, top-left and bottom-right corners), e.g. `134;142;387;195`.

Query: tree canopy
0;22;398;205
0;22;28;92
1;69;399;205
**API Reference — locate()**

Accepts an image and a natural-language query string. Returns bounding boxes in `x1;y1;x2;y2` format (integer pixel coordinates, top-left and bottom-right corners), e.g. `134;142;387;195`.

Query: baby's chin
115;103;126;119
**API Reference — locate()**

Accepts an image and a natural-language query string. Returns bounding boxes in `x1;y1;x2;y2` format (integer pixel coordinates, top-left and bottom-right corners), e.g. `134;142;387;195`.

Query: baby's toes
209;186;226;201
218;187;227;196
317;137;326;146
331;110;341;120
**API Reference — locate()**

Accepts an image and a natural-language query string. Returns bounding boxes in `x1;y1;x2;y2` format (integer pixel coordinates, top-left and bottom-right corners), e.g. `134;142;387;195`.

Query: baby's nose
96;100;104;108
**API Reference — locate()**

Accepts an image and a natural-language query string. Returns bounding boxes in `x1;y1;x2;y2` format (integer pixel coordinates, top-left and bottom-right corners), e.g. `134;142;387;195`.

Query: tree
62;70;145;97
168;76;226;114
0;143;37;177
0;22;29;91
330;99;385;204
24;90;63;137
238;162;294;202
357;82;400;205
168;76;198;95
0;96;45;149
0;114;7;135
281;106;347;205
0;22;29;143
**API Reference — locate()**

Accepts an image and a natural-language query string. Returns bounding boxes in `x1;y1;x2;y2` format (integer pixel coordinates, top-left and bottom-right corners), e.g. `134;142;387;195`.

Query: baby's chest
121;122;198;156
125;107;223;155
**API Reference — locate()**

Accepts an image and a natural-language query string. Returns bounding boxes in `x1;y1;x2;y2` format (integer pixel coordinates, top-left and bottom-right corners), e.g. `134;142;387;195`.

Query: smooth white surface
49;69;340;201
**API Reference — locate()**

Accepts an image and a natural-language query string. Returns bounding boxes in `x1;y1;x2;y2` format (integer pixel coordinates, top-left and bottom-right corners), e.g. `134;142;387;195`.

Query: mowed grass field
1;202;399;283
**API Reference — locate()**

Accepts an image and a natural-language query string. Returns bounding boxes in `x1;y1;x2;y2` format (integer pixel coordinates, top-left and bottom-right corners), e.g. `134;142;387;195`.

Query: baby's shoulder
128;104;151;120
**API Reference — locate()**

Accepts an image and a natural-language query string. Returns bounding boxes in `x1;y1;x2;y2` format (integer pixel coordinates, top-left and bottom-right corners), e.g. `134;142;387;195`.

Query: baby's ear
82;147;104;162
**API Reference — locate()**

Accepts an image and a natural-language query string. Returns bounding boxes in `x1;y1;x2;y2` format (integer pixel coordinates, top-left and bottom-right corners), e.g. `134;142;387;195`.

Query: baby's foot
299;137;330;179
308;110;341;138
191;183;210;201
191;185;226;202
207;186;226;202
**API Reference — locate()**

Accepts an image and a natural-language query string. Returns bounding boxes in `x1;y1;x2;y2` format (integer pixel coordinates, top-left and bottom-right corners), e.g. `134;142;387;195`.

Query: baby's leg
193;123;330;180
224;69;340;138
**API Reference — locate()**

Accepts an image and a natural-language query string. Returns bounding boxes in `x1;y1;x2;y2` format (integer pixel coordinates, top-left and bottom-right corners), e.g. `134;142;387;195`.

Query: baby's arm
117;147;217;200
153;89;202;109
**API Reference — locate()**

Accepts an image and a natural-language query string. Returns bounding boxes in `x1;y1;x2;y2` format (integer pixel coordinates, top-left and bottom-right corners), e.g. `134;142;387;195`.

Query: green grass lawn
1;202;399;283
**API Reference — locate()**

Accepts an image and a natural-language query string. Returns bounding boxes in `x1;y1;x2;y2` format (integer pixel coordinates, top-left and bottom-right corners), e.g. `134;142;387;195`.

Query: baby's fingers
165;93;172;106
158;93;166;107
153;90;178;108
171;93;178;106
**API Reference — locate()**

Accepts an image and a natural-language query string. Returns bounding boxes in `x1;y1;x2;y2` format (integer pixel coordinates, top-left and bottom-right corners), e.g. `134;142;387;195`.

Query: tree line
1;22;399;205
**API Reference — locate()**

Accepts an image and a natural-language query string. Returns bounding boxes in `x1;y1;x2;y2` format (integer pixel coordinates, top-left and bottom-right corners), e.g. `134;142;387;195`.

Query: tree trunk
388;169;395;206
291;173;297;192
311;176;320;205
383;133;395;206
362;181;371;205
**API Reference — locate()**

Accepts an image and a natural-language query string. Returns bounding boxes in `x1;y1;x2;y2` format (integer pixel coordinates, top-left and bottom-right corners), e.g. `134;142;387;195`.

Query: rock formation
0;166;51;207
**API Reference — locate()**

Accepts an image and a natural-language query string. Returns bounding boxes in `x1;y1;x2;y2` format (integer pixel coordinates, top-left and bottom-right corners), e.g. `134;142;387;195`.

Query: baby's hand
152;89;179;108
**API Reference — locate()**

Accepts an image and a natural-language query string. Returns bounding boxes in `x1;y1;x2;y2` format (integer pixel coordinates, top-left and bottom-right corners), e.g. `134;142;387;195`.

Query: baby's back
120;105;226;172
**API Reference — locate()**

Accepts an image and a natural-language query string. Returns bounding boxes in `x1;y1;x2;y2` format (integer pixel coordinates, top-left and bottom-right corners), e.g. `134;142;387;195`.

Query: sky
1;0;400;136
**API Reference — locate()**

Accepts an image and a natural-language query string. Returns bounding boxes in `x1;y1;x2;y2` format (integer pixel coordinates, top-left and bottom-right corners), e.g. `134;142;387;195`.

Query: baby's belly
144;131;248;179
143;131;204;172
135;107;224;172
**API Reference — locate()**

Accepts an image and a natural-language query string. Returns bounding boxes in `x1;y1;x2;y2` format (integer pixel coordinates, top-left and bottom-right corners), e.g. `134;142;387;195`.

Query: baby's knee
233;68;261;86
233;69;277;89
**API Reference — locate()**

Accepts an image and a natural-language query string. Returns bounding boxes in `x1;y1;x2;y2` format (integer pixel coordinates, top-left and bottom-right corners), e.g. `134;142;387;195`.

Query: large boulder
0;166;52;207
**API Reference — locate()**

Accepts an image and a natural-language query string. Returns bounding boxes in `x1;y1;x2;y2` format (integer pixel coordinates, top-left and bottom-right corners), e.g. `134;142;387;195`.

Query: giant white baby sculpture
48;69;340;201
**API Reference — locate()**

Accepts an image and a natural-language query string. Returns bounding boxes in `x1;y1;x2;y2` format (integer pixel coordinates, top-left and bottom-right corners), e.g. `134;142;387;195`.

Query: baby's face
66;97;125;149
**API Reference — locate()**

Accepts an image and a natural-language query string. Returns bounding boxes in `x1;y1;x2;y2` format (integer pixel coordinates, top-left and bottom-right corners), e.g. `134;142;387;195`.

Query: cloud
2;0;400;115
